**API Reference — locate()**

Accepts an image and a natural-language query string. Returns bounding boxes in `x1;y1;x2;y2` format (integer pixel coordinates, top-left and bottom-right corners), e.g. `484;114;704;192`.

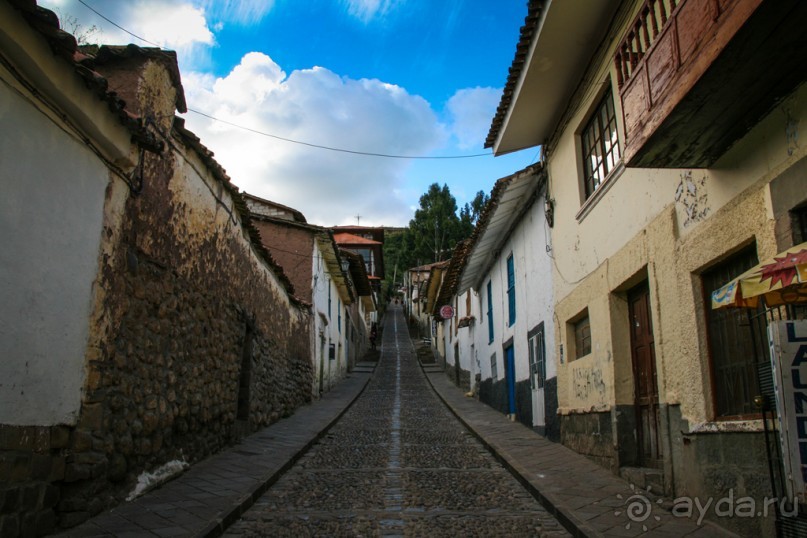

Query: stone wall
49;120;314;528
0;53;314;534
559;411;616;472
445;365;471;393
543;377;560;442
668;407;775;538
515;379;533;429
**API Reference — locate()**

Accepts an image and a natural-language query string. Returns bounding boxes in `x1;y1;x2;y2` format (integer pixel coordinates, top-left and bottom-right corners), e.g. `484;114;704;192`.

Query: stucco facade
437;166;558;437
487;1;807;535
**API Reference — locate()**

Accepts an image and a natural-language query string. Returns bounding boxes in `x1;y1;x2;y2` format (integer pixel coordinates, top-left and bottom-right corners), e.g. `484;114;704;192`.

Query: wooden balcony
615;0;807;168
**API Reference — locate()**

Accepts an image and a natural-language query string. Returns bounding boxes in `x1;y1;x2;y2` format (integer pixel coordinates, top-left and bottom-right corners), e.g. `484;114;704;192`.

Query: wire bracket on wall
124;146;145;195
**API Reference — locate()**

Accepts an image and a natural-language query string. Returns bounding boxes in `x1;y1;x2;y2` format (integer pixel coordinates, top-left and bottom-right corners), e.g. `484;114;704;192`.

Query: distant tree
406;183;467;265
459;190;489;237
53;9;100;45
381;228;408;298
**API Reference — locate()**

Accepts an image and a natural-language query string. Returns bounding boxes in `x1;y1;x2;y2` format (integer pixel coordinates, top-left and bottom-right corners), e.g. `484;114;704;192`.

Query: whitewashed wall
0;82;108;425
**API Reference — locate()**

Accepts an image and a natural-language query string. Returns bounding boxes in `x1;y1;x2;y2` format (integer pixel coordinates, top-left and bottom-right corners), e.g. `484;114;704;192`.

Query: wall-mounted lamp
545;198;555;228
341;259;350;273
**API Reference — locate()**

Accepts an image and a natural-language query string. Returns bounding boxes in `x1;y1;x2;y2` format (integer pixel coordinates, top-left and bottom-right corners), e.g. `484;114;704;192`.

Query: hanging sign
769;320;807;505
439;305;455;319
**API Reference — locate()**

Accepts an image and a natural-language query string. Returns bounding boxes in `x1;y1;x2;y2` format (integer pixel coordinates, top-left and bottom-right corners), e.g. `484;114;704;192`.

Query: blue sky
41;0;536;225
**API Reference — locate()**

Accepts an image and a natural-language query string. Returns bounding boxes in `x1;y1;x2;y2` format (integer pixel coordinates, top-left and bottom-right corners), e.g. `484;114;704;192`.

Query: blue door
505;345;516;416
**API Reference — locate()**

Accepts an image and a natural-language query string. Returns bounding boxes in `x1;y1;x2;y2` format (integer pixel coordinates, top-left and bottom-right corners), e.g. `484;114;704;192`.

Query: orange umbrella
711;241;807;309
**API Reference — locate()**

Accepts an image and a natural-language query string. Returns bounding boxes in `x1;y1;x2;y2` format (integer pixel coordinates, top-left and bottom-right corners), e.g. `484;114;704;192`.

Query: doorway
528;323;546;430
504;343;516;417
628;282;661;466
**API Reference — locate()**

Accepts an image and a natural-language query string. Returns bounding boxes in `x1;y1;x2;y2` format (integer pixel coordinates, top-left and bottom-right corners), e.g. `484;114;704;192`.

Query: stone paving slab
423;369;740;538
59;369;373;538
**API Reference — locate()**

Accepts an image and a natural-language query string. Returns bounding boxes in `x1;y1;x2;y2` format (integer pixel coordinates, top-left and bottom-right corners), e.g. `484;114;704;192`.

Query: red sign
439;305;455;319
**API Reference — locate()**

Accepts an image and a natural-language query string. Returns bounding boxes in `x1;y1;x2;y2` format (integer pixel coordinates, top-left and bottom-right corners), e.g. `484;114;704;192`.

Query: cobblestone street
224;306;570;537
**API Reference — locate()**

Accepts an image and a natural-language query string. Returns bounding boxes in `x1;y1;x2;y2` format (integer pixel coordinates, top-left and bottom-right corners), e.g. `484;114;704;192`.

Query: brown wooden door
629;283;661;466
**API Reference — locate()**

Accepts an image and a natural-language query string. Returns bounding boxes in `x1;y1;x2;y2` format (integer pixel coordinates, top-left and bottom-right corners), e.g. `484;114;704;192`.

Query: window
337;298;341;333
793;204;807;244
490;352;498;380
581;87;621;199
528;323;546;390
506;254;516;326
355;248;373;275
328;281;332;318
703;245;767;418
486;280;494;343
574;314;591;359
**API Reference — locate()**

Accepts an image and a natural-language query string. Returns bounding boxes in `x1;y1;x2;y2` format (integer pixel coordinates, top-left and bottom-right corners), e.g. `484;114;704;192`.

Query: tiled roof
432;162;544;316
8;0;303;306
333;232;382;245
432;240;473;317
485;1;543;149
81;43;187;113
6;1;164;153
410;261;448;272
456;163;544;293
242;192;307;223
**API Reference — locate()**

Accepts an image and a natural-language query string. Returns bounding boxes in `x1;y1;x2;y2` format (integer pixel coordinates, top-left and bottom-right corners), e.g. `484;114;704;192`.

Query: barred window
703;245;765;418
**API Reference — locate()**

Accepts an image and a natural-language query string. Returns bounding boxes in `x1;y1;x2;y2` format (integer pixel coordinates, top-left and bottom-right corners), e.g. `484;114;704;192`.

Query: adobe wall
0;53;314;534
253;219;315;303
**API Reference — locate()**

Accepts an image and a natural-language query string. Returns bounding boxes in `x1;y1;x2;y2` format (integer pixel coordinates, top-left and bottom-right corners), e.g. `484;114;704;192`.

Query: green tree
383;184;486;298
459;190;489;237
407;183;466;265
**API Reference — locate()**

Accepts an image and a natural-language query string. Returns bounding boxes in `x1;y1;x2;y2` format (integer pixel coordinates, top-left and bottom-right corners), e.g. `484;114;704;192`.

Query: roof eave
489;0;622;155
457;165;546;294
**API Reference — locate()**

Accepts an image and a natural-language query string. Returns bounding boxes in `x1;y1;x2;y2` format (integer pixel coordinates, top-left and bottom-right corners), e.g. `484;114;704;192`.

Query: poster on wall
769;319;807;505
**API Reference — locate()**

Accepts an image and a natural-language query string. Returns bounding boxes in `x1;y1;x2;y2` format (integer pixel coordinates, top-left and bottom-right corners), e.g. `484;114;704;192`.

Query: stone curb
416;343;739;538
58;369;374;537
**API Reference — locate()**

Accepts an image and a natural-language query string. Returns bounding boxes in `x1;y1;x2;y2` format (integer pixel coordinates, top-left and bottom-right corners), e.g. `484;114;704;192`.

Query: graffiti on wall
675;171;710;227
573;367;606;401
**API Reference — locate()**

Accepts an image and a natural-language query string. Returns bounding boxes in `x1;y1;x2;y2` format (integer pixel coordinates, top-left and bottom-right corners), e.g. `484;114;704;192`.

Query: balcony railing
614;0;678;89
611;0;793;167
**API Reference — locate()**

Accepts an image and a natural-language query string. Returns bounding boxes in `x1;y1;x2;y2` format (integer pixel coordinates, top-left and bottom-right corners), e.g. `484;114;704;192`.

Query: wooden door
629;283;661;466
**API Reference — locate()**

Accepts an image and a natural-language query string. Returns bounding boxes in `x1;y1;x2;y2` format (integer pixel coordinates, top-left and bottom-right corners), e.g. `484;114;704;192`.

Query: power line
72;1;495;161
77;0;160;47
187;108;492;160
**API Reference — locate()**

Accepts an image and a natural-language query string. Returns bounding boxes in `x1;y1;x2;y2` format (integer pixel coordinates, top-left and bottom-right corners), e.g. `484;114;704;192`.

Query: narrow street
224;305;569;537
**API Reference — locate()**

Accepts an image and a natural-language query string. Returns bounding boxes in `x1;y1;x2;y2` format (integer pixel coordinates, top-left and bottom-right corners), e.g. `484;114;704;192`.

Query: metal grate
777;513;807;538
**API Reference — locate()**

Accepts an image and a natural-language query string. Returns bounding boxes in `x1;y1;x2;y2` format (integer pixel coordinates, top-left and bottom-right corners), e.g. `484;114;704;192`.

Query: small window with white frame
581;85;621;200
528;323;546;390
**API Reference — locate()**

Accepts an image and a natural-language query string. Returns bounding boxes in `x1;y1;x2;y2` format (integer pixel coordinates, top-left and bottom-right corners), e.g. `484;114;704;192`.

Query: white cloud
200;0;276;25
342;0;402;23
43;1;213;47
182;52;446;226
40;0;215;71
446;87;501;150
127;2;214;48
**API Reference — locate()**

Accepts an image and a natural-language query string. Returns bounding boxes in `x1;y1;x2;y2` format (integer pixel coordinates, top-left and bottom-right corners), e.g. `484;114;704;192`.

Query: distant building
248;198;376;392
